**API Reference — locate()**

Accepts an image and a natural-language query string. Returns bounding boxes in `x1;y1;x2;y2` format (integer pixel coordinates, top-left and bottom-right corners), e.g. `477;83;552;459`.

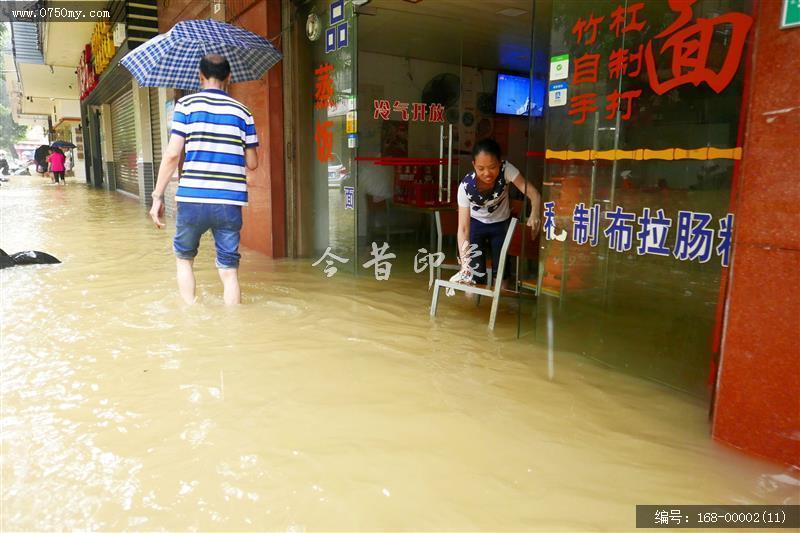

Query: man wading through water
150;54;259;305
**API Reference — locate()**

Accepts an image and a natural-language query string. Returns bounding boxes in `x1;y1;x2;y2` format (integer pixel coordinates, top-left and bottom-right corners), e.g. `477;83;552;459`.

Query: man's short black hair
199;54;231;81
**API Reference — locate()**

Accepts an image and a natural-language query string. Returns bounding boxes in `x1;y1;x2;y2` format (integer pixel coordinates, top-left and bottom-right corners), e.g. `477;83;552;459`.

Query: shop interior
353;0;545;263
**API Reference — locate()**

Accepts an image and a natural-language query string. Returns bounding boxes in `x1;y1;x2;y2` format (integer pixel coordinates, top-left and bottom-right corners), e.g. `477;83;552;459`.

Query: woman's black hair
471;138;502;161
199;54;231;81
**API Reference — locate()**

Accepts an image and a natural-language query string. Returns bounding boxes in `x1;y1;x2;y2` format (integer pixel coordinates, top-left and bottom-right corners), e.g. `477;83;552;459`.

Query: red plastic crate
392;164;459;207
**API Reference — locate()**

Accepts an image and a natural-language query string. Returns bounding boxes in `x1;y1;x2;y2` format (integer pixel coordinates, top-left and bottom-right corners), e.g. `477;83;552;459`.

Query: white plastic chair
430;217;517;330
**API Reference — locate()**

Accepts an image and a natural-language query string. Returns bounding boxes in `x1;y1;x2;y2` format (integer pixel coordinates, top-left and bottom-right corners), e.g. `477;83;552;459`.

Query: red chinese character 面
315;119;333;162
605;89;642;120
568;93;599;125
393;100;409;121
411;102;427;122
373;99;391;120
314;63;334;110
428;103;445;123
573;53;601;85
609;2;646;37
645;0;753;95
572;13;606;45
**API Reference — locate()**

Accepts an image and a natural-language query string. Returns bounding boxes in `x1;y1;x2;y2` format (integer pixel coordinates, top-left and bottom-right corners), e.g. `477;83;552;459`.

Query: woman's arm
456;206;471;266
511;173;542;235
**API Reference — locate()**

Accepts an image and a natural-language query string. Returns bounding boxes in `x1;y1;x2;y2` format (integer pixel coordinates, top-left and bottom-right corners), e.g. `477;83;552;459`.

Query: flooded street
1;177;797;531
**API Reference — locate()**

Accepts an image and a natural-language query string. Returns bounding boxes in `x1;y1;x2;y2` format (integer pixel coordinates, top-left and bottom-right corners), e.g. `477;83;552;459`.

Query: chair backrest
434;209;460;257
490;217;519;296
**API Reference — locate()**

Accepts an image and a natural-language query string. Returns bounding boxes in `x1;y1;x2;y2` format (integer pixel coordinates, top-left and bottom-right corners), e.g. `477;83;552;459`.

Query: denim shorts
173;202;243;269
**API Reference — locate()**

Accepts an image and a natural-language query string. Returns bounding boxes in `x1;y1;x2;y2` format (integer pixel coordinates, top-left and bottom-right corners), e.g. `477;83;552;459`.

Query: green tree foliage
0;23;29;155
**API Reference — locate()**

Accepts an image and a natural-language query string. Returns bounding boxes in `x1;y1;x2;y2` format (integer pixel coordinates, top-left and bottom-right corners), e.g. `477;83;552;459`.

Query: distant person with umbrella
48;146;67;184
0;151;9;176
149;54;259;305
51;140;76;178
33;145;50;178
122;19;281;305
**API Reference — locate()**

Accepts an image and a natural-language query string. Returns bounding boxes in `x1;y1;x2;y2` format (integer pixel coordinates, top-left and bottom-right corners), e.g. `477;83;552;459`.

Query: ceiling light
497;8;527;17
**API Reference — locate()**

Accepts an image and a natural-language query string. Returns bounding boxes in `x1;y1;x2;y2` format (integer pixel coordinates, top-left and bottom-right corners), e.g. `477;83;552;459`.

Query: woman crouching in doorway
454;138;541;289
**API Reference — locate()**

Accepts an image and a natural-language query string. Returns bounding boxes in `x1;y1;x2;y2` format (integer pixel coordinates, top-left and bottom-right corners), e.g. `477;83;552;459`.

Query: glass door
530;0;754;396
355;1;465;269
289;0;358;269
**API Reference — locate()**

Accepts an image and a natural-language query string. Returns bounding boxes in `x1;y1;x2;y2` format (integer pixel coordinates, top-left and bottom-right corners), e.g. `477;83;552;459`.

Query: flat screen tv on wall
495;73;544;117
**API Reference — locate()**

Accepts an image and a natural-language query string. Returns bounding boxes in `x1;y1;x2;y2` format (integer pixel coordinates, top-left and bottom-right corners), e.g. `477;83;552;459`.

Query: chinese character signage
373;100;445;123
343;186;355;210
542;200;733;267
77;44;98;100
561;0;753;125
314;63;335;162
90;20;116;75
326;0;348;53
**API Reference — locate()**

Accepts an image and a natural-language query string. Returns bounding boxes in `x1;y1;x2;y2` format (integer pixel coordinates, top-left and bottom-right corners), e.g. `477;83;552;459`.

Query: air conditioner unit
113;23;127;47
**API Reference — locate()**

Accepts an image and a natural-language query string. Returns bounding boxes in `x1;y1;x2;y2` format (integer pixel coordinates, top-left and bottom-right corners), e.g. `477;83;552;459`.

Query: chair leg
489;293;500;330
430;282;441;317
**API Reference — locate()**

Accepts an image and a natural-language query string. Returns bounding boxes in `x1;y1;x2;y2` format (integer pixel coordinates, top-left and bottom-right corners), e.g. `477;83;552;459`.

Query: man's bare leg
218;268;240;305
176;258;196;304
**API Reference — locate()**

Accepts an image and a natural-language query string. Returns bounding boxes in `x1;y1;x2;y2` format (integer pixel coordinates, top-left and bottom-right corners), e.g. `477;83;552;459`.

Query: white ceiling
18;63;80;99
359;0;534;72
16;0;99;104
20;96;54;116
43;0;102;66
44;22;95;67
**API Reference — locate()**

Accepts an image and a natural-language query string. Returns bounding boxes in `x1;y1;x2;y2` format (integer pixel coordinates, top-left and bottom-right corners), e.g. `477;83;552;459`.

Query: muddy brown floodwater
2;176;798;531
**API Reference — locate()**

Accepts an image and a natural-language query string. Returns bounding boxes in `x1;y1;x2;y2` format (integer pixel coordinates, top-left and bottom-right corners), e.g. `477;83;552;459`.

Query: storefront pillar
99;103;115;191
228;0;286;257
132;81;155;207
713;0;800;468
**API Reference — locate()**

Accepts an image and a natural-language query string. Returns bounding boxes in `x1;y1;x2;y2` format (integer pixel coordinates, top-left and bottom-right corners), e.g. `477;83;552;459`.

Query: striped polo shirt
171;88;258;206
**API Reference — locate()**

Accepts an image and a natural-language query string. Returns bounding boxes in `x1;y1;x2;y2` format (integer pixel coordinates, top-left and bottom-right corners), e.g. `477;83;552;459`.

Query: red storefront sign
77;44;98;100
314;63;335;110
645;0;753;94
567;0;753;124
373;100;445;123
314;63;335;162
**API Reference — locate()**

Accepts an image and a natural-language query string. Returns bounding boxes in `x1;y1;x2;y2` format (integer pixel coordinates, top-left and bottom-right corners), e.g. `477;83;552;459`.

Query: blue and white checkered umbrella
120;19;282;90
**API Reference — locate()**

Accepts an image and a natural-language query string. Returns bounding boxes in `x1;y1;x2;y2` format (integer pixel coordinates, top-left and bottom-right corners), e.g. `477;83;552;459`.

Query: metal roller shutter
111;86;138;196
149;87;162;171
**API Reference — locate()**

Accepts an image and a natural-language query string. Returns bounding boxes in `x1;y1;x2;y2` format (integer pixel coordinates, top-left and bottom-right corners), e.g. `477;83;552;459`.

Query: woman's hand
526;207;541;238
